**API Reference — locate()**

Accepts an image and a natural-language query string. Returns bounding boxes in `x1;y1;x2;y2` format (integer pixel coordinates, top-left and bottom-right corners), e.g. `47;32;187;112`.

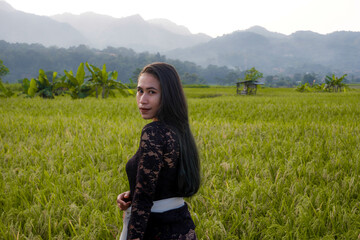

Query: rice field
1;87;360;239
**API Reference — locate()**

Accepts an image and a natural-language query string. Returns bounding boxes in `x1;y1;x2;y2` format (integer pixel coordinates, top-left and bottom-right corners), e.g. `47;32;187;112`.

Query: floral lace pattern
126;121;197;240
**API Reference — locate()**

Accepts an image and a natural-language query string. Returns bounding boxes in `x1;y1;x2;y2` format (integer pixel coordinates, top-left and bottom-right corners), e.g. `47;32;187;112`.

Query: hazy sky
4;0;360;37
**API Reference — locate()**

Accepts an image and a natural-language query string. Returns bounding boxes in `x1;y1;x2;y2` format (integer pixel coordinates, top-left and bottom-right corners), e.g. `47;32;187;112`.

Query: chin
141;115;153;120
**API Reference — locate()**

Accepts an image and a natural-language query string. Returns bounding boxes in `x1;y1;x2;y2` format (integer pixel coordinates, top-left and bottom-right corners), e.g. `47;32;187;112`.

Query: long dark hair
140;62;200;197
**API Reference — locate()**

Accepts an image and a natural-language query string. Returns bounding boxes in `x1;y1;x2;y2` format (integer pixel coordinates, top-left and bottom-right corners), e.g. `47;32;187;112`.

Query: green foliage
183;84;210;88
0;58;9;79
64;63;93;99
28;78;38;97
0;59;11;97
25;69;67;99
242;67;263;82
324;74;348;92
86;62;133;98
0;41;258;85
34;69;54;99
16;62;132;99
181;72;205;85
297;74;349;93
20;78;30;95
1;88;360;239
296;83;317;92
301;73;317;85
126;79;137;89
0;79;14;98
265;75;298;87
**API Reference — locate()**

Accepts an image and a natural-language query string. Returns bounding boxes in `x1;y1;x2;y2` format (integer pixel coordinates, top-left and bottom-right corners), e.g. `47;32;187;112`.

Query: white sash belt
120;197;184;240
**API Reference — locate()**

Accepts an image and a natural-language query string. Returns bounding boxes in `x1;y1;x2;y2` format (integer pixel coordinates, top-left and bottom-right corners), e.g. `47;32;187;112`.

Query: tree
302;73;317;85
181;72;205;85
223;71;241;85
0;59;13;97
0;80;14;98
243;67;263;82
0;59;9;80
265;75;274;86
131;68;142;83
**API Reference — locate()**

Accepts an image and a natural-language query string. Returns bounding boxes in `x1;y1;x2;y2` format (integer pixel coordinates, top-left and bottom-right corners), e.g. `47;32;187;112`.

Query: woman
117;62;200;240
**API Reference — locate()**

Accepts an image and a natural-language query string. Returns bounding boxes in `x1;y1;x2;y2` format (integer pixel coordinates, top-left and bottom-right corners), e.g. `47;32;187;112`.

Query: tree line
1;41;359;87
0;41;243;85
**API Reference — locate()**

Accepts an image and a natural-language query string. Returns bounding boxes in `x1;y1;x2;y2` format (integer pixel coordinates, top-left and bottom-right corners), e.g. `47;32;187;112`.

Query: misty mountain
0;1;87;47
50;12;116;48
0;1;211;51
147;18;192;35
51;13;212;51
1;0;359;77
165;26;360;75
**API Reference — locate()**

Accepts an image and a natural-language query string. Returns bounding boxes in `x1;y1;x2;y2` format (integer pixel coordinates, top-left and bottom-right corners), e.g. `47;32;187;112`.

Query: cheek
155;95;161;109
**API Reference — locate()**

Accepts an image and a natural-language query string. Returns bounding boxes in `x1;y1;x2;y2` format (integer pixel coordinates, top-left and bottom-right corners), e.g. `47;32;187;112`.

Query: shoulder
142;121;175;135
141;121;178;143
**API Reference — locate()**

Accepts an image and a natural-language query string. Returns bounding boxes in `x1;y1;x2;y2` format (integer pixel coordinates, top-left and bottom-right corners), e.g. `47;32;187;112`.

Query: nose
139;93;148;104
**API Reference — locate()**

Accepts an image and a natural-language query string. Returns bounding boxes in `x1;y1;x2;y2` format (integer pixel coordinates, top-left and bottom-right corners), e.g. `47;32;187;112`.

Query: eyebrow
137;86;159;91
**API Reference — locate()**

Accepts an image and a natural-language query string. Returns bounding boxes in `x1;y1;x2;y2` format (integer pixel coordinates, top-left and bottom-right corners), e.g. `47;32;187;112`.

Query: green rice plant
1;88;360;239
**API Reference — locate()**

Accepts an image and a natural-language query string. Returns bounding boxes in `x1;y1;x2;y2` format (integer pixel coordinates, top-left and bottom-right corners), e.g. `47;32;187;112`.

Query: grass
1;87;360;239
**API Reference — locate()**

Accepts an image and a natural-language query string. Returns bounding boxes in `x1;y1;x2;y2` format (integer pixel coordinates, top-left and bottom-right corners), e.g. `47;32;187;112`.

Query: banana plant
64;63;94;99
324;74;348;92
24;70;67;98
313;83;325;92
28;78;38;97
25;69;55;98
86;62;133;98
21;78;30;95
52;74;67;96
296;83;314;92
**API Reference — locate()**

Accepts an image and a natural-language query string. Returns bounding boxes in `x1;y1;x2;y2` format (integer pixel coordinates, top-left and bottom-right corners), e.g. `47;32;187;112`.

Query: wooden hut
236;80;264;95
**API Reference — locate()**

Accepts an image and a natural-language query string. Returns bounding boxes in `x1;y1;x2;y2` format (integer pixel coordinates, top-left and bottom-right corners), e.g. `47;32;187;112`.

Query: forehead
138;73;161;89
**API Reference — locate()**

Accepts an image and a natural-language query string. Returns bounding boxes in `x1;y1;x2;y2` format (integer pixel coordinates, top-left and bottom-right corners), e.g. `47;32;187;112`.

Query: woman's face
136;73;162;121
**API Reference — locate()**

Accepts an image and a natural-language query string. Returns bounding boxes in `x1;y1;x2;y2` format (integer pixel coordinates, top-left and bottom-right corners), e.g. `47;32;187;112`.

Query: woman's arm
127;125;164;239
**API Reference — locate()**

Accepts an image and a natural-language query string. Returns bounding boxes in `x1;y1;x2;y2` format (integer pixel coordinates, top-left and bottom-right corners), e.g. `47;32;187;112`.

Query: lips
139;107;151;113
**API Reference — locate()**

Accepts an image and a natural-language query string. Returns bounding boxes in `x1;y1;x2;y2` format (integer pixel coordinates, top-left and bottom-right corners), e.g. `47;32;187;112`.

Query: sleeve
127;125;164;239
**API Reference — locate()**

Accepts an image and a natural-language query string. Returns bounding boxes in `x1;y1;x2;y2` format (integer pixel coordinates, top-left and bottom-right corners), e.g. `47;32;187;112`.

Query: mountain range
166;26;360;74
1;0;360;76
0;1;86;47
0;0;211;52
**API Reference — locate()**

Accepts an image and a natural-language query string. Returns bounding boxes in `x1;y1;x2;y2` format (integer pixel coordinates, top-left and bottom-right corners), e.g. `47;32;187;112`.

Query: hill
0;1;86;47
0;40;238;84
166;26;360;75
51;13;211;51
0;1;211;51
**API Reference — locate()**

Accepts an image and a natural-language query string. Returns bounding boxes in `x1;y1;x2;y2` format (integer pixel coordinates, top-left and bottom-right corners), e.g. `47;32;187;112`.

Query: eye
149;90;156;94
137;88;144;94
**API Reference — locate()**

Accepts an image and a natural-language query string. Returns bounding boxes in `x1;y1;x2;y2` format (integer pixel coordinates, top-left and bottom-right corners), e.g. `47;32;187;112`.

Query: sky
3;0;360;37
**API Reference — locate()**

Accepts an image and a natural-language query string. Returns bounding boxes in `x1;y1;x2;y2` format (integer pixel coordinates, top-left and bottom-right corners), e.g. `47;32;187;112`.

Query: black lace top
125;121;196;239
